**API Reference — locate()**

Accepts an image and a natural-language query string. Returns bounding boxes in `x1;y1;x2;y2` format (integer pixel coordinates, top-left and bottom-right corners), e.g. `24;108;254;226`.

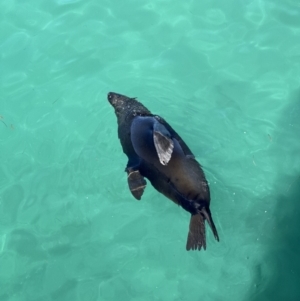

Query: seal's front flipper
186;214;206;251
153;121;174;165
126;167;147;200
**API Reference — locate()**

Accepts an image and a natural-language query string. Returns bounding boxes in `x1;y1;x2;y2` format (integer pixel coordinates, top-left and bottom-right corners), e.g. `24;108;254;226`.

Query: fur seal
108;92;219;250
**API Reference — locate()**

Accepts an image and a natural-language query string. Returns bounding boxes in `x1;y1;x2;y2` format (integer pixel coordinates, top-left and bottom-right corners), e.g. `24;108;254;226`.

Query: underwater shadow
247;91;300;300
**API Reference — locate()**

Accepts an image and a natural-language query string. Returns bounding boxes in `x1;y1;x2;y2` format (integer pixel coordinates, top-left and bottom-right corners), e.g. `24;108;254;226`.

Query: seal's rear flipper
186;214;206;251
127;169;147;200
201;207;220;242
153;121;174;165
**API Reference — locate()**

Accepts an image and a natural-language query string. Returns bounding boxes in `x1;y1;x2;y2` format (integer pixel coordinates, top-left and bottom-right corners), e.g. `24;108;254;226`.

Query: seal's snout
108;92;123;106
107;92;114;104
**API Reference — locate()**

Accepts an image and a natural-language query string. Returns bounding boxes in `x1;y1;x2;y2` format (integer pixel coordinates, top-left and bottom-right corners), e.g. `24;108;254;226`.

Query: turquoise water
1;0;300;300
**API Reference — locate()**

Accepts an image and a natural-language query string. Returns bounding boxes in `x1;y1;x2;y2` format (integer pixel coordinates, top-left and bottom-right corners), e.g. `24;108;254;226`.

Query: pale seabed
0;0;300;300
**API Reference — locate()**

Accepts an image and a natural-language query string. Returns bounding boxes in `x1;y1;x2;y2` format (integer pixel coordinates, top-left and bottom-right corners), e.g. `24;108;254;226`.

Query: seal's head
108;92;151;124
107;92;128;109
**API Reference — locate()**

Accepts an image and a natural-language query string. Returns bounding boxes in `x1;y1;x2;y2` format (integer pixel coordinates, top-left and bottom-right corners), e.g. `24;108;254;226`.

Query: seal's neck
115;99;152;126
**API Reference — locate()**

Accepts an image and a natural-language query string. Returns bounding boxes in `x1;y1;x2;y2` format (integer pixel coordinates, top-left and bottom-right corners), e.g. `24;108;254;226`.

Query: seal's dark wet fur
108;92;219;250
